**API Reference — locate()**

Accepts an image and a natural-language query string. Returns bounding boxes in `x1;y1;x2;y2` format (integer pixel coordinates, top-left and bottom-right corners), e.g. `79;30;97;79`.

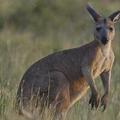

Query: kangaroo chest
92;53;111;79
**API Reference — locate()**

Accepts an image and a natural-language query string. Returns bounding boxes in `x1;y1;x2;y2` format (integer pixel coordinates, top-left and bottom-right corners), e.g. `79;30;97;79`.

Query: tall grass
0;0;120;120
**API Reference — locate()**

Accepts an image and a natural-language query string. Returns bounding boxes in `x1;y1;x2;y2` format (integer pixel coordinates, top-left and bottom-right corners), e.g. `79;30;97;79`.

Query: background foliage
0;0;120;120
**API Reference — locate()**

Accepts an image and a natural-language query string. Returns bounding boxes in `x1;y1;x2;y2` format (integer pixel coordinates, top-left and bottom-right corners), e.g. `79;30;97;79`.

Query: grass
0;27;120;120
0;0;120;120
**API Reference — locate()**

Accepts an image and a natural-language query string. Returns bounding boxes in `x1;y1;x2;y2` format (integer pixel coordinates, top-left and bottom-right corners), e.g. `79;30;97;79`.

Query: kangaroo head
86;4;120;45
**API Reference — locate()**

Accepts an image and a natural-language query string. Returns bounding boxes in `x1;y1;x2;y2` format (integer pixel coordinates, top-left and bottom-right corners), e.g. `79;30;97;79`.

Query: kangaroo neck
97;40;112;57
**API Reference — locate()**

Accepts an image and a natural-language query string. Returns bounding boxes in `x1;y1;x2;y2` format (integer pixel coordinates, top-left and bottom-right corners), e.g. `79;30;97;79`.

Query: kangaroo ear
109;10;120;23
86;4;101;22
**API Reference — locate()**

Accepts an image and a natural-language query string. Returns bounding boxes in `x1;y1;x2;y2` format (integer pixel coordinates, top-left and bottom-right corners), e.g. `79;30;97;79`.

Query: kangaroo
16;4;120;120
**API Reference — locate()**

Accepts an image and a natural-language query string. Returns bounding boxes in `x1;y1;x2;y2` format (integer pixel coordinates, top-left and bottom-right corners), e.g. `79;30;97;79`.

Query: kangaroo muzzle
101;36;108;45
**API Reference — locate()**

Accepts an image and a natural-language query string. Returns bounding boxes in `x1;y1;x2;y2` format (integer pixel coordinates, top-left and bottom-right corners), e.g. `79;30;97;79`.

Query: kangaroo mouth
101;39;108;45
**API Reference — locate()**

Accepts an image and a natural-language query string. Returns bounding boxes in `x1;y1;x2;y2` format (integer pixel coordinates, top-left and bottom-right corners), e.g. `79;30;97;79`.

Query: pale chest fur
91;47;114;79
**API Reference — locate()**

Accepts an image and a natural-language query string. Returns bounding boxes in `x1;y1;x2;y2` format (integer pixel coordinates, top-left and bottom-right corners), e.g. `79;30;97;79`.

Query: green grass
0;0;120;120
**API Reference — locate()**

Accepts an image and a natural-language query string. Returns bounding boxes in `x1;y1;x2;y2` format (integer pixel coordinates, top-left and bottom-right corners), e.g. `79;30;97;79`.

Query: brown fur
16;4;120;120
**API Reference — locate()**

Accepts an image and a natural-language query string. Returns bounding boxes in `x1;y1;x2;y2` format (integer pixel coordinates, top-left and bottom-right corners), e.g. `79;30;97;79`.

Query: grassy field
0;0;120;120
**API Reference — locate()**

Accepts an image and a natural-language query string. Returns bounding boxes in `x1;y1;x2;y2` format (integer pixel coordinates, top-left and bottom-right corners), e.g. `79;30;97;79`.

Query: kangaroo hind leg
49;71;70;120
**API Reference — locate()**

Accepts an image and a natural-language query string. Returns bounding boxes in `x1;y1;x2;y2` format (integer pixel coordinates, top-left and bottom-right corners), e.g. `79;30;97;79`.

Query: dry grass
0;27;120;120
0;0;120;120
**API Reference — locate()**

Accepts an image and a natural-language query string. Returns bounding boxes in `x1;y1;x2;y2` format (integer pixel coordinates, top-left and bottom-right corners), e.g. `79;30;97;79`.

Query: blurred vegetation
0;0;120;120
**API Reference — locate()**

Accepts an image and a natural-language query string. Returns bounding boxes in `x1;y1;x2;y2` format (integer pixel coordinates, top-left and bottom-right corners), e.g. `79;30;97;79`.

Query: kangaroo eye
109;27;113;31
96;27;102;31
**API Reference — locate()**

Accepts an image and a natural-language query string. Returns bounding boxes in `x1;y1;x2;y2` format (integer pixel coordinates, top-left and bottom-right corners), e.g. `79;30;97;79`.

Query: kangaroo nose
101;36;108;45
